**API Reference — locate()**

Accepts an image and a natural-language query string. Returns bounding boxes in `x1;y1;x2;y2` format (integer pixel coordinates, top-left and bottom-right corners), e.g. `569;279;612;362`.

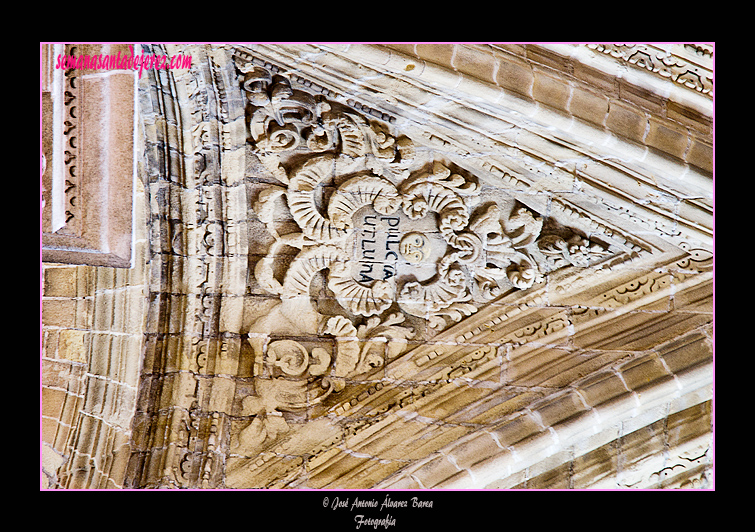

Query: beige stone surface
41;43;714;491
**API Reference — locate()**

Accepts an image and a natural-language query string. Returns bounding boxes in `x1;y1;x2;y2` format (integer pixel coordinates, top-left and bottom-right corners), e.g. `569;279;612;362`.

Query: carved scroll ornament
587;44;713;96
233;62;611;453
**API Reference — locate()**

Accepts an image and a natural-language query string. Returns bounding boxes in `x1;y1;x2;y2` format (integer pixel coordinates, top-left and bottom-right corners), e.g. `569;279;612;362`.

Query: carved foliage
588;44;713;96
537;233;612;270
234;62;614;453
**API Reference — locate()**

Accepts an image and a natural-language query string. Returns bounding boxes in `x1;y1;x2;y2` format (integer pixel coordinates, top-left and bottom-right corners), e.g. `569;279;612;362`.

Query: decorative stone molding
44;44;711;491
587;43;713;96
228;58;634;455
124;44;248;489
41;43;136;268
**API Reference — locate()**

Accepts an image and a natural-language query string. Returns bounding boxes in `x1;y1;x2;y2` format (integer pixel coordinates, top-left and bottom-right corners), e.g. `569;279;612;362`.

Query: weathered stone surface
41;43;714;491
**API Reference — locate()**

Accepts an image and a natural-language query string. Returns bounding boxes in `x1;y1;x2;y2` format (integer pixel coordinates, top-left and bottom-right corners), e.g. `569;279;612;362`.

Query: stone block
383;475;423;489
331;458;408;489
219;295;245;333
42;387;67;419
163;371;199;410
106;436;132;488
44;267;78;298
619;417;665;466
409;454;464;489
108;335;128;382
532;69;571;112
41;444;66;487
83;375;108;416
42;328;59;360
41;417;59;447
123;287;147;334
453;45;497;84
490;413;543;447
384;43;417;57
455;74;505;104
121;335;144;385
110;384;137;430
571;60;618;97
483;466;528;489
346;417;426;460
42;299;77;328
658;331;712;374
541;350;629;389
572;310;668;351
446;432;503;470
666;99;712;136
605;100;647;144
58;329;88;364
666;401;711;448
572;444;619;488
618;353;672;391
524;460;571;489
208;376;236;414
569;85;609;127
506;345;573;387
413;384;497;423
619;75;666;115
621;311;712;352
646;116;689;160
95;268;116;292
42;357;86;391
397;424;472;463
110;290;128;333
307;451;372;489
685;138;713;174
415;43;454;67
526;46;572;72
495;54;534;98
445;390;541;425
214;336;243;377
89;333;113;376
534;389;590;428
577;371;630;408
490;44;526;57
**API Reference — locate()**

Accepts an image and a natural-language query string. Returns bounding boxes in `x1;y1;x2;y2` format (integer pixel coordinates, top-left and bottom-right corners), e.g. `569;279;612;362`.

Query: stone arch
41;44;713;491
124;44;249;488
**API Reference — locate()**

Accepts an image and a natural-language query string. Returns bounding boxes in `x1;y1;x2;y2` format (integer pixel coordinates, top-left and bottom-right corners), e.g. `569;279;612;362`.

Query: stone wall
40;43;714;490
41;178;148;488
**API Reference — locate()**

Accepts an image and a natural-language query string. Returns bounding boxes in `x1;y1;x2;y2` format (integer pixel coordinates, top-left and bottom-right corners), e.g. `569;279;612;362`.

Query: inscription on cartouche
354;211;435;284
357;214;401;283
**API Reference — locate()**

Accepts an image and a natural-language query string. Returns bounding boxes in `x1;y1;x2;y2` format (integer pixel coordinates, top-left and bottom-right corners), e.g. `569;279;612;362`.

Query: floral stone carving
233;63;611;453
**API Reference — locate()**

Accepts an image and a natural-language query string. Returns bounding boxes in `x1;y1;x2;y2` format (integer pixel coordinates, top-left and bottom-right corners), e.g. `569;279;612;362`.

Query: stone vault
41;43;714;489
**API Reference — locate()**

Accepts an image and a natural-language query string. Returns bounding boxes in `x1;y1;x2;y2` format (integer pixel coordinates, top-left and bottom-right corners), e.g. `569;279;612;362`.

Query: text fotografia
354;515;397;530
54;45;191;79
325;494;433;529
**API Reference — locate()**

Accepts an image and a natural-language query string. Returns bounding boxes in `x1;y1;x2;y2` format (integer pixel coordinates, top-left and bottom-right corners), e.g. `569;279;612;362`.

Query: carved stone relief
231;58;617;455
587;43;713;96
41;43;712;491
41;43;135;267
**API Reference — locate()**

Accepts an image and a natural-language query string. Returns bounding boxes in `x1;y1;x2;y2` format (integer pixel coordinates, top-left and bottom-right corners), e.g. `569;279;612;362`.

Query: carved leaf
428;302;479;329
252;185;287;225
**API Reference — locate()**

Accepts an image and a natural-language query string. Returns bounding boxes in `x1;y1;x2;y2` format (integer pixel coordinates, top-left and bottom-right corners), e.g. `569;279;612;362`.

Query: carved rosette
233;60;612;453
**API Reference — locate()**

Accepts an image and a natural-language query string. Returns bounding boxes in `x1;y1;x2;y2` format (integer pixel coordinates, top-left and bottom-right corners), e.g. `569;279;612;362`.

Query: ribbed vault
41;43;713;490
